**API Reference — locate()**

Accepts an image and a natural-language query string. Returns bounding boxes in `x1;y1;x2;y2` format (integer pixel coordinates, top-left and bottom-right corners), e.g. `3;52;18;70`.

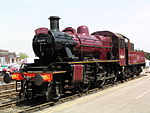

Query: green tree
145;52;150;60
18;52;29;60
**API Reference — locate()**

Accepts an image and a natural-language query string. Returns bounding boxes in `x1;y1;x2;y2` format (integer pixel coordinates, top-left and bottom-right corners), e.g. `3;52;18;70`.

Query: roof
0;52;16;56
92;31;127;39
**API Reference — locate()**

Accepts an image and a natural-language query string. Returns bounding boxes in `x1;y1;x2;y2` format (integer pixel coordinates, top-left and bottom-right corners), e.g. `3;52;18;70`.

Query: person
145;59;150;73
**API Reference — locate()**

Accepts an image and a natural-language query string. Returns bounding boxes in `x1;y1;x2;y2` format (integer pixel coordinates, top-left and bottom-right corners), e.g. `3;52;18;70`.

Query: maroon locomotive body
63;26;112;60
63;26;145;66
3;16;145;101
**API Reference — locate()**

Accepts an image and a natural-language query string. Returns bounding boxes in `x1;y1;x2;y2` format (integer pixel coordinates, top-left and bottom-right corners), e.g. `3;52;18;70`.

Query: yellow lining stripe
52;71;67;74
23;71;67;74
68;60;119;64
129;62;145;65
81;44;111;48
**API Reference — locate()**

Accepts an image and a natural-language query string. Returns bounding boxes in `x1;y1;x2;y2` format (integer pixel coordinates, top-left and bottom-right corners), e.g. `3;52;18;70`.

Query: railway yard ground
0;69;149;113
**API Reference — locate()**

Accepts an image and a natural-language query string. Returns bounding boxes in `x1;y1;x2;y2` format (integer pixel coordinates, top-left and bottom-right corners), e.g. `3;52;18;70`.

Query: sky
0;0;150;57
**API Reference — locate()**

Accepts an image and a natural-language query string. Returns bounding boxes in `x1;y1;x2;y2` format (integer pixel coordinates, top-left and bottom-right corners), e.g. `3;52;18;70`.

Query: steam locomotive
3;16;145;101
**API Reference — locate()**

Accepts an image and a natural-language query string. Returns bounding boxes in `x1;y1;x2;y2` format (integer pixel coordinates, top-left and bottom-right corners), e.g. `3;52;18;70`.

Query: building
0;49;17;65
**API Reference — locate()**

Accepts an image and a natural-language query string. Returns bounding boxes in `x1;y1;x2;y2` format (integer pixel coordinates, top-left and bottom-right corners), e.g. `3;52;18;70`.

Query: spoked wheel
109;71;117;84
78;73;91;92
19;81;33;100
96;64;106;88
136;67;142;76
96;72;106;88
121;73;128;82
46;83;62;101
78;81;91;92
46;83;53;101
54;84;62;100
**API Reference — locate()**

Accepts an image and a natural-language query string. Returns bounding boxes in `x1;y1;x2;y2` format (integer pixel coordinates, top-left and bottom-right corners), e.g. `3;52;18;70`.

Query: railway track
0;87;101;113
0;77;3;82
0;89;19;100
0;74;145;113
0;82;20;91
0;82;21;106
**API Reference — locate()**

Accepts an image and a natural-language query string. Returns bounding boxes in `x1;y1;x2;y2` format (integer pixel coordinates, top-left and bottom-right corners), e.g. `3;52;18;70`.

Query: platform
36;71;150;113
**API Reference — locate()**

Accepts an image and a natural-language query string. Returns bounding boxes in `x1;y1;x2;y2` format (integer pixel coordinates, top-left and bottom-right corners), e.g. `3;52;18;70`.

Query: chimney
48;16;60;31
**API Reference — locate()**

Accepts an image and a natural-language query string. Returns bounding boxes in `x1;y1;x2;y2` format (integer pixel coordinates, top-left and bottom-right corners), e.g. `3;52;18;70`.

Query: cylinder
48;16;60;31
